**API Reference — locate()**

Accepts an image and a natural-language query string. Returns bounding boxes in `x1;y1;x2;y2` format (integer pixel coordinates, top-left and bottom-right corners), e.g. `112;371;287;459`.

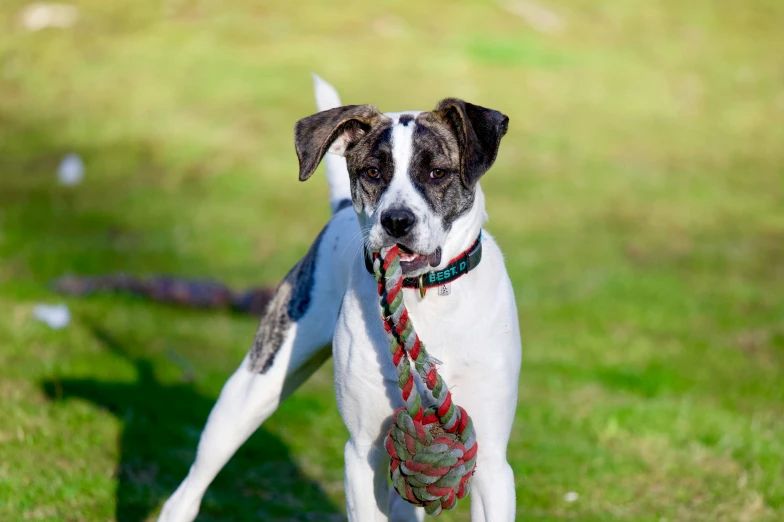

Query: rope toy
373;246;478;517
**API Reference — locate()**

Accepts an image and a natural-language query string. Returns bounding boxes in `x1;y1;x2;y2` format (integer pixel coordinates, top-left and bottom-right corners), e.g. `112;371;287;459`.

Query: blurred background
1;1;782;520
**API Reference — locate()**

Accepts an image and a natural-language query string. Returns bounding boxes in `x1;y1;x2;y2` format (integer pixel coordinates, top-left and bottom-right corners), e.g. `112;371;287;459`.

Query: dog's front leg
334;301;400;521
468;451;517;521
460;383;519;522
451;347;521;520
344;439;390;521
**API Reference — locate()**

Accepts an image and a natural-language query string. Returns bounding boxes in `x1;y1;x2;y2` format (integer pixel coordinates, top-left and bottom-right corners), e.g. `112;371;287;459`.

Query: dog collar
365;233;482;297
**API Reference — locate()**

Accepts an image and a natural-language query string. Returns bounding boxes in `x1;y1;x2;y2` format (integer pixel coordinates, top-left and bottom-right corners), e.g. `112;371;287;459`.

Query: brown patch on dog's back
249;228;325;373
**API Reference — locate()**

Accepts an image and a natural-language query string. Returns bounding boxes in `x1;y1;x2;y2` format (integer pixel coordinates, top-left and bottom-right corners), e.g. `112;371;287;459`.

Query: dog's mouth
396;244;442;273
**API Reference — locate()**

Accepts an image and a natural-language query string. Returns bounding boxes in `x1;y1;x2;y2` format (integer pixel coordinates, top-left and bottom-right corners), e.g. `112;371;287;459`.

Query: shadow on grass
42;326;345;522
6;107;344;520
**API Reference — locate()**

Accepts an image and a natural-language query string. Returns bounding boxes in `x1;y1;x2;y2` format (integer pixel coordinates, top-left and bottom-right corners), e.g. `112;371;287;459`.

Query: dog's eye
429;168;447;180
362;167;381;180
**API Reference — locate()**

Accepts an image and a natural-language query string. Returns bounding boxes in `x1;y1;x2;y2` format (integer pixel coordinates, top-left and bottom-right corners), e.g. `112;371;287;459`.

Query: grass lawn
1;1;783;520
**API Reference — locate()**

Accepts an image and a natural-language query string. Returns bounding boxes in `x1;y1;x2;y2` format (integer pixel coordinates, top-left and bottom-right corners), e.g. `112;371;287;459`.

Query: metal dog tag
438;284;451;296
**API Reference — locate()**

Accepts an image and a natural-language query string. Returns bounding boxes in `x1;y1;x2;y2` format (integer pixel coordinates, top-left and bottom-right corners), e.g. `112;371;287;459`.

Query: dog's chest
402;289;478;364
339;282;497;383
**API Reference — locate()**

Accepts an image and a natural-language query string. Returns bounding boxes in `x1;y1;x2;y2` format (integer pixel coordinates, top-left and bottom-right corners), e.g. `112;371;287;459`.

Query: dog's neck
436;183;488;271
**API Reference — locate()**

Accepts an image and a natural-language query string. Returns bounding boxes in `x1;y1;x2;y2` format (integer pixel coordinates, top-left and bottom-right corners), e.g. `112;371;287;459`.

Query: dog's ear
433;99;509;187
294;104;385;181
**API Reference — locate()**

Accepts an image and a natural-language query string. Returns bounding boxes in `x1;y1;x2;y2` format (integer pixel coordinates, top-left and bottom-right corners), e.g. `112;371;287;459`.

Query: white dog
158;76;522;522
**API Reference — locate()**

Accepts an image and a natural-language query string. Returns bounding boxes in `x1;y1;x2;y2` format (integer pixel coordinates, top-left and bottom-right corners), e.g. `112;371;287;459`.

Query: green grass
1;0;783;520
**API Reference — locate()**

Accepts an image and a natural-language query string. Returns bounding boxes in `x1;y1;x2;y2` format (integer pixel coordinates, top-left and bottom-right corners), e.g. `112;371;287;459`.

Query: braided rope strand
373;246;478;517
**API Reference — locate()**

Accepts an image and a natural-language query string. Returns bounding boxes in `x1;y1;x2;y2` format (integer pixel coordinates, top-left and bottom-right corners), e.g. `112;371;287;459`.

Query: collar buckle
466;234;483;272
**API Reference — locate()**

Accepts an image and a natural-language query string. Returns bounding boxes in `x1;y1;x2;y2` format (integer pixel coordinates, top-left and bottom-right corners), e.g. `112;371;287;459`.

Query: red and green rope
373;246;478;517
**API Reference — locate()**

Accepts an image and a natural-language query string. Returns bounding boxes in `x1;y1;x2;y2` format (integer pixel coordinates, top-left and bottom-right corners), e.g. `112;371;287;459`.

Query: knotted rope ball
373;247;478;517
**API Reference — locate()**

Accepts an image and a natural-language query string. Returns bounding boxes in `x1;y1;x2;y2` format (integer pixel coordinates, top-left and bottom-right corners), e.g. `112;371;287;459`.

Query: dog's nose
380;207;416;238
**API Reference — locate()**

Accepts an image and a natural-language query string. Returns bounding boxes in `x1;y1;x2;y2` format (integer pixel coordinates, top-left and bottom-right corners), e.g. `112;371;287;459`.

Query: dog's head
295;99;508;275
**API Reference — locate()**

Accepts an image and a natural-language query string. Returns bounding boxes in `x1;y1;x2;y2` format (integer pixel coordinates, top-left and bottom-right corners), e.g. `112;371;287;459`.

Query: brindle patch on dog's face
345;112;472;221
408;112;476;232
295;100;508;274
342;112;470;272
344;123;394;216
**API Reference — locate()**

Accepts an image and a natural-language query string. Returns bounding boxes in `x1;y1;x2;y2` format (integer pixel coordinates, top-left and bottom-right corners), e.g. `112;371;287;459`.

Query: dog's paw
156;488;200;522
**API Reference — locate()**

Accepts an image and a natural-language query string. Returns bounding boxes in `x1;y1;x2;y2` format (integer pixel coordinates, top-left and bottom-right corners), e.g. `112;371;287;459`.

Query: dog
157;75;522;522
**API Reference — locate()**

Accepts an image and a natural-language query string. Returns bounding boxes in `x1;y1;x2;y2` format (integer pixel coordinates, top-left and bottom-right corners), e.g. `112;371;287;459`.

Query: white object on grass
564;491;579;503
33;303;71;329
57;153;84;186
20;3;79;31
501;1;565;34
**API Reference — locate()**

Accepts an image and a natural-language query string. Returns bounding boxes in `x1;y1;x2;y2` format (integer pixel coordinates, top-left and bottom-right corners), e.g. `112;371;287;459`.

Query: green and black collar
365;233;483;295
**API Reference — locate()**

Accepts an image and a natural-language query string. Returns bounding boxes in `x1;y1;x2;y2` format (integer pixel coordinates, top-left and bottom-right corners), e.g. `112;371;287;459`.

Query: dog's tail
312;73;352;214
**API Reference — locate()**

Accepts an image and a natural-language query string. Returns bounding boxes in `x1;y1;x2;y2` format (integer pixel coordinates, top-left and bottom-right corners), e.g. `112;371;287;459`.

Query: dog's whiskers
341;224;372;260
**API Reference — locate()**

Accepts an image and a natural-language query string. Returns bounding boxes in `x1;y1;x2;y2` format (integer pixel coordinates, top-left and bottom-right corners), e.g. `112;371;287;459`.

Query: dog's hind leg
158;219;352;522
157;337;330;522
157;346;328;522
